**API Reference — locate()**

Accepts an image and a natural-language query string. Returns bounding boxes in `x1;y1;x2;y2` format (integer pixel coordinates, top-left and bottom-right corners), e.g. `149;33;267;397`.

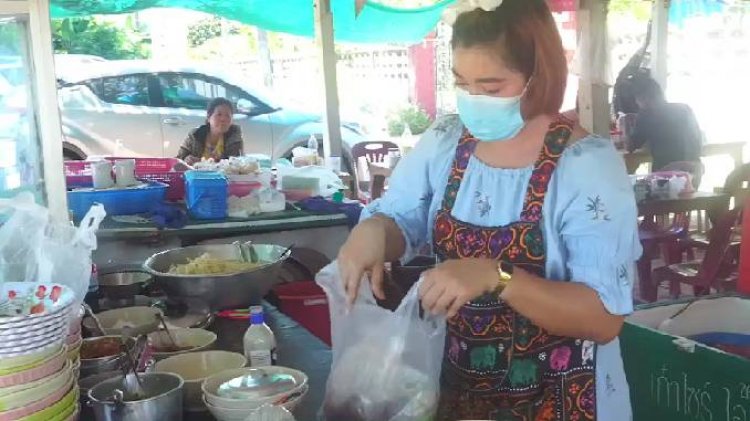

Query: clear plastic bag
0;192;105;305
316;262;445;421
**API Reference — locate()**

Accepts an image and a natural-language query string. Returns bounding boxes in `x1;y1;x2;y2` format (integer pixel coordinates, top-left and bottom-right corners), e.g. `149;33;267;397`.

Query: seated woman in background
627;76;703;174
177;97;243;165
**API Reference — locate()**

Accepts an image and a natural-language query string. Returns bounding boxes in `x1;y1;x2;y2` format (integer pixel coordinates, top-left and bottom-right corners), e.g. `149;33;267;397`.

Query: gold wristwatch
493;260;514;295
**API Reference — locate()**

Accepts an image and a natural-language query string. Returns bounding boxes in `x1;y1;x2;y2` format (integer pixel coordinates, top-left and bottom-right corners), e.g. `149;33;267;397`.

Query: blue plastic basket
67;181;168;220
184;171;228;220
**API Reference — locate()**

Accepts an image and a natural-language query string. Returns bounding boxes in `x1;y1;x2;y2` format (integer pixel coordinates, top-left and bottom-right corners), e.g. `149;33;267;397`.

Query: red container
65;157;187;201
273;281;331;346
228;181;263;198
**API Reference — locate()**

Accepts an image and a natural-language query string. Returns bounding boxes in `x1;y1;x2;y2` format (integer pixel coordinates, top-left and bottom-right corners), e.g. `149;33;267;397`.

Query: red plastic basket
273;281;331;346
64;157;187;201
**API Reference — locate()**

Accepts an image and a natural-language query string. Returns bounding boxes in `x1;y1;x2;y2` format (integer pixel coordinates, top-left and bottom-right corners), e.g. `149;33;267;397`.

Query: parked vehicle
55;59;366;170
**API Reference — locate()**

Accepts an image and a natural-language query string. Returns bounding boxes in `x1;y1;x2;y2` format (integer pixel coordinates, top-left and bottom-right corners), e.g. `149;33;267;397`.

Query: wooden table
622;141;745;174
638;191;730;225
636;192;730;302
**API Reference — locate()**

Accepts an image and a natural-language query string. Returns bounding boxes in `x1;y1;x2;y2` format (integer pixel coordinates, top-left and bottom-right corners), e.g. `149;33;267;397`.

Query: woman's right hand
337;217;388;307
184;155;199;166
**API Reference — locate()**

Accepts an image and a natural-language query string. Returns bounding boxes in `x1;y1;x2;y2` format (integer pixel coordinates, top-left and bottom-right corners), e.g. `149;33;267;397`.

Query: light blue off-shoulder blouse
361;115;642;421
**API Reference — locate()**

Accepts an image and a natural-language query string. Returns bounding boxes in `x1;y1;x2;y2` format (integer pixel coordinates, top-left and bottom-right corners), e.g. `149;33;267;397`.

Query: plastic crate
64;158;187;201
67;181;168;221
184;170;228;220
273;281;331;345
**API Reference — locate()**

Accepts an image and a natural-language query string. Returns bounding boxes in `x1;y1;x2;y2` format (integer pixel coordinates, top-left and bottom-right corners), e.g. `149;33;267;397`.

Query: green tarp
49;0;456;44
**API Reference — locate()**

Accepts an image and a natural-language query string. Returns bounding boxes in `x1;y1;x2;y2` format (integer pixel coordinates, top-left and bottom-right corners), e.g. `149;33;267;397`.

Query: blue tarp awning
49;0;457;44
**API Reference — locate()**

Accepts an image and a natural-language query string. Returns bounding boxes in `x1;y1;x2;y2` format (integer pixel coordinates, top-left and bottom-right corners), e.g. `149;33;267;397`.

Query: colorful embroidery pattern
433;118;597;421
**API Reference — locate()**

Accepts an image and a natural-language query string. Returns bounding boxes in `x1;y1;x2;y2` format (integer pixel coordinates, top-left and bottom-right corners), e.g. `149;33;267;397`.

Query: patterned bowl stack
66;306;84;378
0;283;80;421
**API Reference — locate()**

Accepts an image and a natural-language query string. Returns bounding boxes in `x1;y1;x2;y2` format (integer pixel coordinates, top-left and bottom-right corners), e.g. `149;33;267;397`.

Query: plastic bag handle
396;277;445;334
72;204;106;250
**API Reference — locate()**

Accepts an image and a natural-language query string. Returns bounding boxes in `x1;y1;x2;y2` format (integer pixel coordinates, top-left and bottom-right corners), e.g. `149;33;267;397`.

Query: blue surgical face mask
456;89;526;142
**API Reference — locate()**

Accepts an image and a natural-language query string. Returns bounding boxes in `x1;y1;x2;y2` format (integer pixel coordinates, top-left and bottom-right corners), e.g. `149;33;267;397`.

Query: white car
55;59;366;169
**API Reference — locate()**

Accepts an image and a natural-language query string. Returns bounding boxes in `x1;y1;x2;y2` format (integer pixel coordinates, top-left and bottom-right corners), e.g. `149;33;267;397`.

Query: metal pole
651;0;670;91
313;0;343;160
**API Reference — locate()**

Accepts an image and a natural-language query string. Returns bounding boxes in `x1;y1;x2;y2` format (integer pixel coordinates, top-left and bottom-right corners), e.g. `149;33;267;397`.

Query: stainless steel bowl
98;271;151;300
143;244;290;311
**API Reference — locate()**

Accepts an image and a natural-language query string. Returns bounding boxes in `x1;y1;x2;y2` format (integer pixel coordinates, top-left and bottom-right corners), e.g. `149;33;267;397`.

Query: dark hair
631;76;665;105
207;97;234;118
451;0;567;118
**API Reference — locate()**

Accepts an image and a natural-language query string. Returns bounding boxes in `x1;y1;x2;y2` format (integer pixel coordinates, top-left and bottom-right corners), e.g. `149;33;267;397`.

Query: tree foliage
187;17;242;48
51;17;150;60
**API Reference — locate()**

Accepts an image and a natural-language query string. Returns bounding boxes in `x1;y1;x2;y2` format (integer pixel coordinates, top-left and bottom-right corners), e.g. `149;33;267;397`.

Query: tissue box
621;295;750;421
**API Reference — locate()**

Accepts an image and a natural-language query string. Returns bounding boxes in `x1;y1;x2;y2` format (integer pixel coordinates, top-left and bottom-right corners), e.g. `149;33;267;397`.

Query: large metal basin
143;244;290;311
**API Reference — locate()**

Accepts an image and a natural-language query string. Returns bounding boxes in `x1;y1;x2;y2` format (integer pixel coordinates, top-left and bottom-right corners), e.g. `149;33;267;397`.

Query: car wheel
62;143;86;161
63;148;84;161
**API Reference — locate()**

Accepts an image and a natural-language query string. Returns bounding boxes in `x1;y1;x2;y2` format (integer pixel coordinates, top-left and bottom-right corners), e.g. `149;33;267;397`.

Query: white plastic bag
0;192;105;305
316;262;445;421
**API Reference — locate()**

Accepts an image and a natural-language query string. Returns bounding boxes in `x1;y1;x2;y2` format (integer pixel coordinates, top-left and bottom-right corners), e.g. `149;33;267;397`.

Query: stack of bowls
66;306;83;377
0;283;79;420
201;367;309;421
154;350;246;412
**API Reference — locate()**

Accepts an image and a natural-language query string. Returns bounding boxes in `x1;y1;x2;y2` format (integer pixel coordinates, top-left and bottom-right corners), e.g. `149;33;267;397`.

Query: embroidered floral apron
433;119;597;421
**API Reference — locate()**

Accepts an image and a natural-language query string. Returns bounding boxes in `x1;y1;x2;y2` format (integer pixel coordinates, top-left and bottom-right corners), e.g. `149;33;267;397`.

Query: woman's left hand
420;258;497;318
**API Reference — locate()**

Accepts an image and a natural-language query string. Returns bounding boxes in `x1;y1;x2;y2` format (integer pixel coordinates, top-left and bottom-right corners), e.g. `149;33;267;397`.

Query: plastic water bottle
307;134;319;155
243;306;277;367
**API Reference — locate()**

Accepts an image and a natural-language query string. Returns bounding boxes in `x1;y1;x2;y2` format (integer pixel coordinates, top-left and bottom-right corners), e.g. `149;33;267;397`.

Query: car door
60;74;164;157
154;72;274;158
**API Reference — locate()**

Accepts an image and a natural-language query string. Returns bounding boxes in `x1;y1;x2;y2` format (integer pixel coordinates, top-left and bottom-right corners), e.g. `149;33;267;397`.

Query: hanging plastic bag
0;192;105;305
316;262;445;421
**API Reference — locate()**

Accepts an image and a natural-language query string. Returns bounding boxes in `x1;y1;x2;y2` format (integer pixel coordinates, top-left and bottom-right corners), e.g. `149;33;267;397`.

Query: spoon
119;328;146;400
156;313;179;351
82;302;106;336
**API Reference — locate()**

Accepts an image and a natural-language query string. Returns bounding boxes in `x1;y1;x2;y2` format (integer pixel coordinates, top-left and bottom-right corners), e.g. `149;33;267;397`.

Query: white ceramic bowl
147;328;217;360
202;366;308;410
202;384;308;421
82;306;161;336
154;350;246;411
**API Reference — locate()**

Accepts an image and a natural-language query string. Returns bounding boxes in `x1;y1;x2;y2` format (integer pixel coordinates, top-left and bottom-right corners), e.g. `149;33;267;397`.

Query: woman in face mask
337;0;641;419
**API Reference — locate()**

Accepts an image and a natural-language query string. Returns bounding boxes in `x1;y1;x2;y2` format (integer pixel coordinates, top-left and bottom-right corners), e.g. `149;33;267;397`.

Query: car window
87;75;150;106
157;73;260;113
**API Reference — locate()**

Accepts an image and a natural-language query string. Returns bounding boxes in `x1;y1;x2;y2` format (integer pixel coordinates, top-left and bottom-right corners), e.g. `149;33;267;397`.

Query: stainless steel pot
143;244;290;311
98;271;151;300
88;372;184;421
79;336;136;378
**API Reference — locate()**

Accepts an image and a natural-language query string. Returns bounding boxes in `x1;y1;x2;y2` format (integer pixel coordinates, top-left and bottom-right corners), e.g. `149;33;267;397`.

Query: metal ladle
156;313;179;350
82;302;106;336
118;328;146;400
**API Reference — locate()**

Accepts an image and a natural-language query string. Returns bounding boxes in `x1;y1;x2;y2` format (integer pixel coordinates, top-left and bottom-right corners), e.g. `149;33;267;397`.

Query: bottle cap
249;306;265;325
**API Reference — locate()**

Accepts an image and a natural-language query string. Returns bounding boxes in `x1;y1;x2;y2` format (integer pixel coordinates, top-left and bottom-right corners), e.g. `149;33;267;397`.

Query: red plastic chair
650;207;742;300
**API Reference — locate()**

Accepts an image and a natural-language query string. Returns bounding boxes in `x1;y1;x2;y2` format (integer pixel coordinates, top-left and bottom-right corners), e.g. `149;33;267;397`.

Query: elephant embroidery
448;337;460;362
509;358;538;387
550;346;572;371
469;345;496;371
581;340;594;366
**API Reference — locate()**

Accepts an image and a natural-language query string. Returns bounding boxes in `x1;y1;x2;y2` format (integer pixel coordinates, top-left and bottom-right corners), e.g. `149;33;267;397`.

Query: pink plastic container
228;181;263;198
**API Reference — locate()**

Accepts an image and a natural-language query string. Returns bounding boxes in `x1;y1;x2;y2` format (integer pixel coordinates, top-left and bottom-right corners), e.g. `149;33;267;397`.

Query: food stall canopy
669;0;727;27
49;0;456;44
